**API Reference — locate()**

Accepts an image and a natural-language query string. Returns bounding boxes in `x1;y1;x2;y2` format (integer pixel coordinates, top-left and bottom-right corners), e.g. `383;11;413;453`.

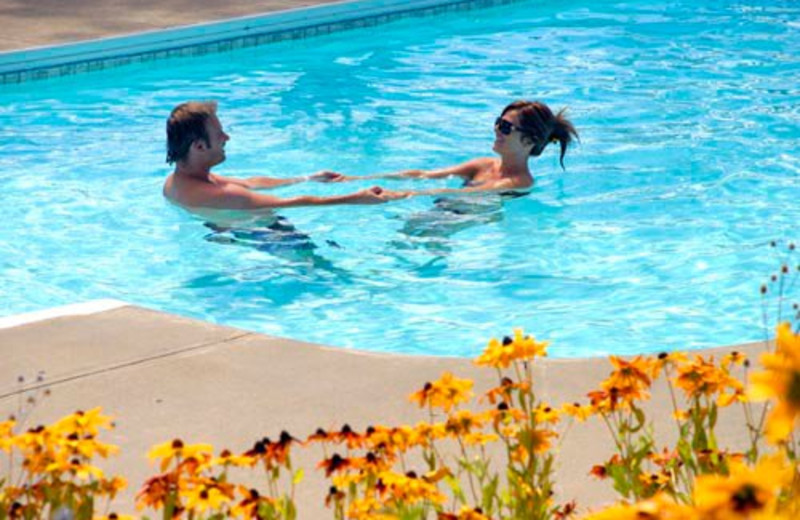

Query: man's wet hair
166;101;218;164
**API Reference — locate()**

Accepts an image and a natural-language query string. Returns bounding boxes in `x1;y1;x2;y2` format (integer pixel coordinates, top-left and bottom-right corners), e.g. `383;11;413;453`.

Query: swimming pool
1;0;799;357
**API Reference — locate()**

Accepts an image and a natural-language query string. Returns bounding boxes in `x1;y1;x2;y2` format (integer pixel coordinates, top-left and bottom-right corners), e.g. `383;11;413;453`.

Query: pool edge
0;0;522;84
0;299;129;330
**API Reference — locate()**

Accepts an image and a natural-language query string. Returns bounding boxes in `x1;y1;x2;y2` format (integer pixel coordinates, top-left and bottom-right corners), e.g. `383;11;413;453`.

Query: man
162;101;393;215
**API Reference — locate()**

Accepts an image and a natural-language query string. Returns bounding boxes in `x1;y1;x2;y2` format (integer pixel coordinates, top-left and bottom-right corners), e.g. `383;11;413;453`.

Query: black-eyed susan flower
98;475;128;500
147;439;214;473
317;453;353;477
45;457;104;480
638;471;672;490
587;388;621;413
692;454;793;518
444;410;488;436
722;350;747;368
53;408;113;437
561;402;593;422
534;403;560;424
409;372;473;413
231;487;276;519
601;356;654;404
324;485;345;509
474;329;548;368
182;480;234;515
306;427;334;444
438;506;491;520
336;424;364;449
378;471;446;506
463;432;499;446
135;472;178;510
0;419;16;453
674;355;742;399
748;322;800;443
95;513;135;520
582;493;692;520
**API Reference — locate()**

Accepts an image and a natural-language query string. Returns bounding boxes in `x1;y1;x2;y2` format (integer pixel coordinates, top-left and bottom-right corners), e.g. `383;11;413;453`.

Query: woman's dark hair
501;100;578;168
165;101;217;164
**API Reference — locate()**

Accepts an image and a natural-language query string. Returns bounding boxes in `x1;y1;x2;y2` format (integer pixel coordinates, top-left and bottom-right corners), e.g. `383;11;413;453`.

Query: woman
325;100;578;197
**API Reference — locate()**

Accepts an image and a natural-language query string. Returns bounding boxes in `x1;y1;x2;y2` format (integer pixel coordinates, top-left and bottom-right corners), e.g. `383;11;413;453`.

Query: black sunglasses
494;117;525;136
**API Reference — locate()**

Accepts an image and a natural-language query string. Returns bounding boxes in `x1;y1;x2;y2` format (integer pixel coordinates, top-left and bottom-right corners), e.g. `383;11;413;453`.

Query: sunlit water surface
2;0;799;357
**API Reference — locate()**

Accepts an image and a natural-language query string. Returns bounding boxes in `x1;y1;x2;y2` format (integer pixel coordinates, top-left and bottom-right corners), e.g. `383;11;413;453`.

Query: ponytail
549;108;579;170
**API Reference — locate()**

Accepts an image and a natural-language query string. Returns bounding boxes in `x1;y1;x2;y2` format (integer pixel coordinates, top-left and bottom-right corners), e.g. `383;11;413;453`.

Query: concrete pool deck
0;0;344;52
0;304;768;517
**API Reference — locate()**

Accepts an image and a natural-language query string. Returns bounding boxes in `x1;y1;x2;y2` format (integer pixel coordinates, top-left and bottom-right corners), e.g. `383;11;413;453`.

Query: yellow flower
722;350;747;367
652;351;689;378
346;496;382;519
463;432;499;446
673;409;690;421
444;410;489;436
674;355;742;399
0;419;16;452
46;458;104;480
693;454;793;518
438;506;492;520
474;329;548;368
583;493;693;520
136;471;179;510
561;402;593;422
148;439;214;472
601;356;655;403
201;449;255;471
409;372;474;412
639;471;672;490
748;322;800;443
533;403;560;424
53;408;114;437
378;471;446;505
183;482;233;514
232;487;276;519
62;434;119;459
94;514;135;520
98;475;128;499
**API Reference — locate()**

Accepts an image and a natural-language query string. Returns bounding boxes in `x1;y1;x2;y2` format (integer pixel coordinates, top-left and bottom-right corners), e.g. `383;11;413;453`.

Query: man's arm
190;182;395;210
214;171;343;190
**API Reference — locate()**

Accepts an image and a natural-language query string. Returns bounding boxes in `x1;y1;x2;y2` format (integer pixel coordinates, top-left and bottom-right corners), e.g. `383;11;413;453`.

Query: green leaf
630;406;647;433
481;475;499;515
292;468;304;485
445;475;467;505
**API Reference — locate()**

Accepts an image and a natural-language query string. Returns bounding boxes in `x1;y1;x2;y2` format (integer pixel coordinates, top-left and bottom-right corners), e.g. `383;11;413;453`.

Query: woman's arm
321;158;492;183
395;177;522;198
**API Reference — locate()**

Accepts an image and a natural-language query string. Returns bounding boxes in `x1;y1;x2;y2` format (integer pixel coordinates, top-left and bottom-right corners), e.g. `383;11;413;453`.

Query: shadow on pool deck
0;305;767;517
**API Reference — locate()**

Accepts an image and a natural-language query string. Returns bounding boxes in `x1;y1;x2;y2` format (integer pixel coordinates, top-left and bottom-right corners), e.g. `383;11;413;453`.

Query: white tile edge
0;300;130;330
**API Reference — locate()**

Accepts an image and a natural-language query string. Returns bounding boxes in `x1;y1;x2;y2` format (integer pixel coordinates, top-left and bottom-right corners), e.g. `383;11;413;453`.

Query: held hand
309;170;347;182
351;186;388;204
378;188;412;201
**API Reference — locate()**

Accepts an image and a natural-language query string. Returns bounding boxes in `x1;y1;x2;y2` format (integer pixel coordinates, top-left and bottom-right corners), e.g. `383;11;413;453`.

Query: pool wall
0;0;520;84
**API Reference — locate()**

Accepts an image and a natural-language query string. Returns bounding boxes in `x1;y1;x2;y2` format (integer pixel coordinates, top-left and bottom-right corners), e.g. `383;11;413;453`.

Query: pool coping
0;0;520;84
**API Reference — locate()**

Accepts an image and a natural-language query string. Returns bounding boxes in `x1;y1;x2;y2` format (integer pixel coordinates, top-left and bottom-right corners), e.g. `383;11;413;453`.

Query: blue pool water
1;0;799;357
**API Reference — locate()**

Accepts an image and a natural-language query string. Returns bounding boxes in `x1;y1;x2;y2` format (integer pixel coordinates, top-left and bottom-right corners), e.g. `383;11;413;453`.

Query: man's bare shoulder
164;173;223;207
164;172;270;211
